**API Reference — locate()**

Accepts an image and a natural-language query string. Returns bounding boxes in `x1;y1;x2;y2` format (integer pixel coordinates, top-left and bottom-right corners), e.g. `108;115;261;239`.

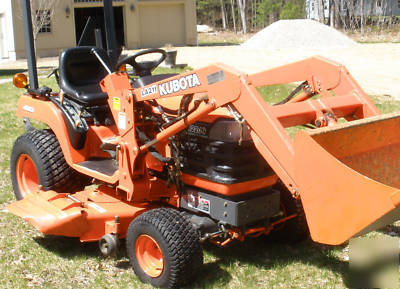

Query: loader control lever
91;48;113;75
116;48;167;77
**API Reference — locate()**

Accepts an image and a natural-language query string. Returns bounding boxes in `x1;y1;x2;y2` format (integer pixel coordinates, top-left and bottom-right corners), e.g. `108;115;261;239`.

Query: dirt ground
1;43;400;98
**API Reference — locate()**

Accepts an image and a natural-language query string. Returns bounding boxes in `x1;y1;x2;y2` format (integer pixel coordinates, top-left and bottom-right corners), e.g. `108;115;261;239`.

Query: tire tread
11;129;88;199
126;208;203;288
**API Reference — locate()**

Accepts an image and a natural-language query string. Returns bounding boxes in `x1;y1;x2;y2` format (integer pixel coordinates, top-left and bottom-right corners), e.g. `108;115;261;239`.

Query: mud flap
294;113;400;245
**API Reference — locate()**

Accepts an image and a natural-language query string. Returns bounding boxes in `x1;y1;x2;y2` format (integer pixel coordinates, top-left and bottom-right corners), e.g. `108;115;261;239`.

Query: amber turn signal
13;73;28;88
118;64;127;72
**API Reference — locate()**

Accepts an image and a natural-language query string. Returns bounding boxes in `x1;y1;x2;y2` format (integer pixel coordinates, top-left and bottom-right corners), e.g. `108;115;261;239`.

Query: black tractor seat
59;46;110;106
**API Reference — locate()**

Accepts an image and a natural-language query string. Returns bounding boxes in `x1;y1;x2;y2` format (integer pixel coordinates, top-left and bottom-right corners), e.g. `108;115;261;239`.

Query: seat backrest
59;47;110;102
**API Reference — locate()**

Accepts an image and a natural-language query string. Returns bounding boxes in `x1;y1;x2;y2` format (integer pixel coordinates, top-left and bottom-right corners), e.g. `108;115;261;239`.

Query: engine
178;118;280;228
179;118;274;184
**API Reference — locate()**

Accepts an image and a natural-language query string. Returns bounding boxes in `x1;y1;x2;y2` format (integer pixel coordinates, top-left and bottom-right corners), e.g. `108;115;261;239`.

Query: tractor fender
16;94;87;165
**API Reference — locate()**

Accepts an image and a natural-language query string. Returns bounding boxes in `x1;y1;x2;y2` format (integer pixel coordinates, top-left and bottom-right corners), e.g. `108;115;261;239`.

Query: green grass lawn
0;69;399;288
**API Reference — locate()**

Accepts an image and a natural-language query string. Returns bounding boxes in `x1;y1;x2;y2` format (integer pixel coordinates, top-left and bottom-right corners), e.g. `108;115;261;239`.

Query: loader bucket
294;112;400;245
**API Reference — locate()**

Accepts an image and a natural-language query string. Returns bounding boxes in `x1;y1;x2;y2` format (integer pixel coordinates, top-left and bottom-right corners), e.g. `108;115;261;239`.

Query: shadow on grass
34;236;134;259
34;235;101;258
34;235;232;287
34;234;349;288
190;237;349;288
186;261;233;288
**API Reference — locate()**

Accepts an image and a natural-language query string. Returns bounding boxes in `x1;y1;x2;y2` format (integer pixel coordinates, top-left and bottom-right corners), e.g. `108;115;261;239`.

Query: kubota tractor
7;46;400;288
7;1;400;288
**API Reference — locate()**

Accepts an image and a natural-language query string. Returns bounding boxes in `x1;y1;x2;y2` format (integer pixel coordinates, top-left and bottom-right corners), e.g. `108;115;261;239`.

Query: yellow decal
113;97;120;111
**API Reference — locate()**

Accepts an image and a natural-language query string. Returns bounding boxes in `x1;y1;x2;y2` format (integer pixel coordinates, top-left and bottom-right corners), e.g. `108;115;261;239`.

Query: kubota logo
159;74;201;96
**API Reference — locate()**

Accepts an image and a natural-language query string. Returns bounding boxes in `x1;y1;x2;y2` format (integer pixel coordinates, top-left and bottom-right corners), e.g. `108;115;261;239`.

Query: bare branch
18;0;59;40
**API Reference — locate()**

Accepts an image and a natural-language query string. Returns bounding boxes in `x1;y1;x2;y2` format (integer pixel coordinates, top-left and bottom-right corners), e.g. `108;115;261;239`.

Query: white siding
0;1;16;60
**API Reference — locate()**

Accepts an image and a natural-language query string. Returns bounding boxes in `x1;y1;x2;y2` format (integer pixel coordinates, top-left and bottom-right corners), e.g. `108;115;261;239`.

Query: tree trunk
369;0;374;17
237;0;247;33
230;0;237;33
269;11;274;25
253;0;257;31
388;0;393;28
343;0;350;30
318;0;325;23
369;0;374;27
334;0;340;28
220;0;227;30
252;0;255;31
360;0;364;33
329;0;335;27
212;10;216;29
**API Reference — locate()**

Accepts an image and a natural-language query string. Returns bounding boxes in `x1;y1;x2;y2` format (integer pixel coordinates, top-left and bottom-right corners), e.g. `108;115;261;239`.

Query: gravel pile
242;19;357;49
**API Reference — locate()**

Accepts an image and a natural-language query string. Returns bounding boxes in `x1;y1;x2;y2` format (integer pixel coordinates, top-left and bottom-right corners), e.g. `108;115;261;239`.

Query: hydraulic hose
273;81;308;106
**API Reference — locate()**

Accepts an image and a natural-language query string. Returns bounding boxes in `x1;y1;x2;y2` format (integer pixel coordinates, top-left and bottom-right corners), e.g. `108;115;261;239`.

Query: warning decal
113;97;120;111
118;112;126;130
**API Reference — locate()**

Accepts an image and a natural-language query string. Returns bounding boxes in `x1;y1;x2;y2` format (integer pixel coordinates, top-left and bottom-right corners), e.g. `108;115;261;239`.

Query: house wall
12;0;76;58
10;0;197;59
0;1;16;60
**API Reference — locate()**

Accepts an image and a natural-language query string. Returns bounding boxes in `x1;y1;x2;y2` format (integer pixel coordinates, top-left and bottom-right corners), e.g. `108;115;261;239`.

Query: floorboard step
76;158;118;177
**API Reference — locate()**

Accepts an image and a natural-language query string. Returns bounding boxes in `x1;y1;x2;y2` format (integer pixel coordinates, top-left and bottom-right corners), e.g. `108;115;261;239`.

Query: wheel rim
16;154;39;197
135;234;164;278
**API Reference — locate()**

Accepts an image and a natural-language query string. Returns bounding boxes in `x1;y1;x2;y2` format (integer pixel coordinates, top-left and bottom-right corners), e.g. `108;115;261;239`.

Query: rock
242;19;357;50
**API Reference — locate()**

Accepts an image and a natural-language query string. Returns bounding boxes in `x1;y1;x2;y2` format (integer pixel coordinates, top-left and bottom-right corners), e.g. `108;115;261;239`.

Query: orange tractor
8;47;400;287
7;1;400;288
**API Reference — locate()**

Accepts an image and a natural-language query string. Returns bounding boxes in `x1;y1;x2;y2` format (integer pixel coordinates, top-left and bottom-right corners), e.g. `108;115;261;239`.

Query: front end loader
6;45;400;288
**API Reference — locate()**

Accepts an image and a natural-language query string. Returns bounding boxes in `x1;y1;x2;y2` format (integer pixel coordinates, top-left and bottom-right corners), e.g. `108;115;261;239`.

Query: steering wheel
116;48;167;77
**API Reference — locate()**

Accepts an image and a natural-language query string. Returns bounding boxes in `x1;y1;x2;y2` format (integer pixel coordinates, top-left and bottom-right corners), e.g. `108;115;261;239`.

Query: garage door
139;4;185;48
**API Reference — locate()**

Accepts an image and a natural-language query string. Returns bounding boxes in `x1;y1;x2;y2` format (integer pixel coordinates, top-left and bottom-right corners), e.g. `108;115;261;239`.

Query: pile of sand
242;19;357;49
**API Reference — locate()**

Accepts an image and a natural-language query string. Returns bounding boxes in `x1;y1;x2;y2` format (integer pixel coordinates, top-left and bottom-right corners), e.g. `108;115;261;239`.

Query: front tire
269;182;309;242
126;208;203;288
10;129;88;200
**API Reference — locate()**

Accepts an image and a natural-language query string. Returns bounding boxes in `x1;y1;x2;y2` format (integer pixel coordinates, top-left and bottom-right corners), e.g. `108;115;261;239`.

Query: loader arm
133;56;379;192
131;56;400;245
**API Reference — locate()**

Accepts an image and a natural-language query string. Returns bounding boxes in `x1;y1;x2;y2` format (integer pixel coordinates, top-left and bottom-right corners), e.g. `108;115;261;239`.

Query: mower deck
11;1;400;286
6;186;150;242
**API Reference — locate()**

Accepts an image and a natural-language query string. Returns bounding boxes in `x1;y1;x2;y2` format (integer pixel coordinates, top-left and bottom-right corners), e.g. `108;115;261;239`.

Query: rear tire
10;129;89;200
126;208;203;288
